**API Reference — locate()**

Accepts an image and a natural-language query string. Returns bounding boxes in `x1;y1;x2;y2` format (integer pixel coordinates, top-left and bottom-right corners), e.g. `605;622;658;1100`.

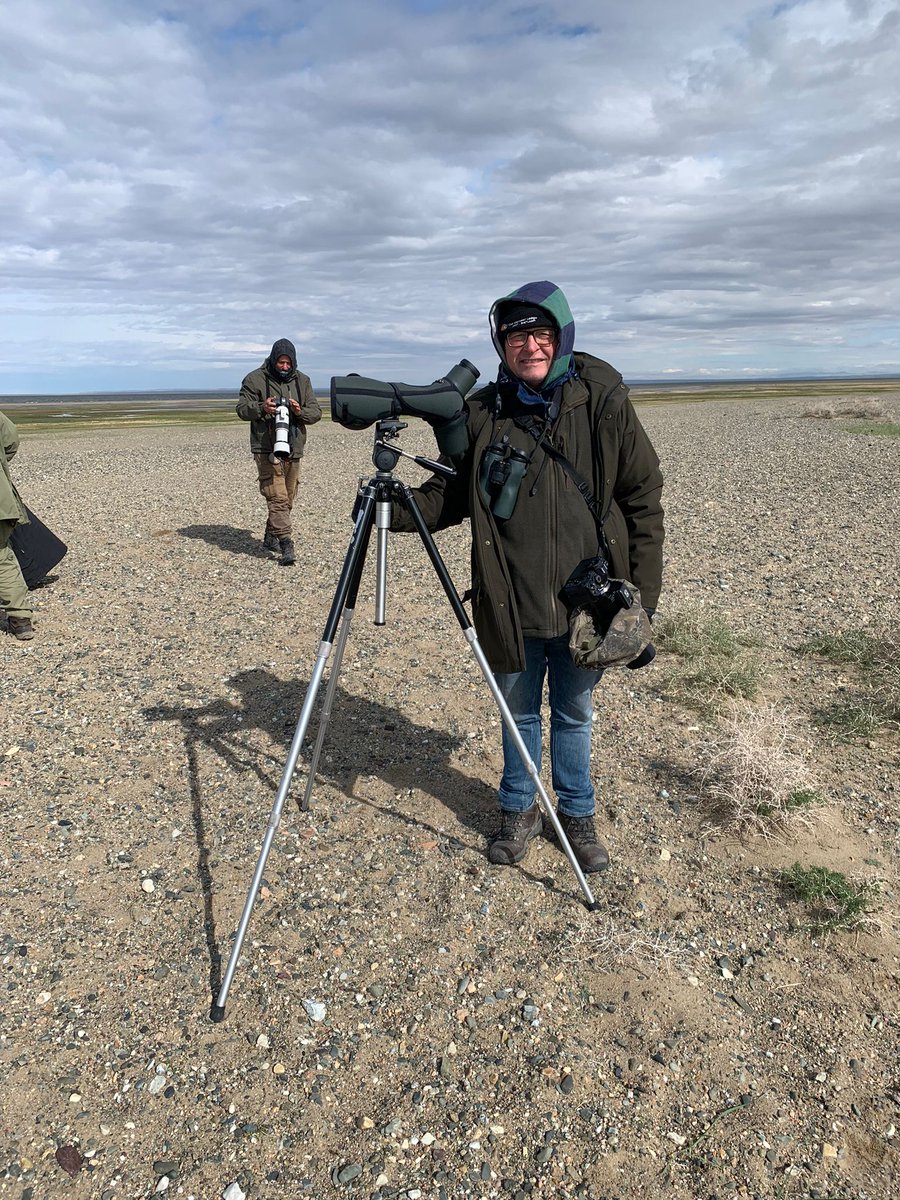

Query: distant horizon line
3;371;900;401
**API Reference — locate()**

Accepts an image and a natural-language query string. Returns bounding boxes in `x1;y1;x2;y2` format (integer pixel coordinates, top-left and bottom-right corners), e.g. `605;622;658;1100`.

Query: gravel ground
2;396;899;1200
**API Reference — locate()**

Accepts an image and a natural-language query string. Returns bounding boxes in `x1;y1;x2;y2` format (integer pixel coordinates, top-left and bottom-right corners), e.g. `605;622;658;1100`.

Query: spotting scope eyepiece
330;359;479;458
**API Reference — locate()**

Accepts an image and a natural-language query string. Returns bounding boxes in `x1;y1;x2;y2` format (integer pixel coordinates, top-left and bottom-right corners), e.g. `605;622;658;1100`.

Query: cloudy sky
1;0;898;393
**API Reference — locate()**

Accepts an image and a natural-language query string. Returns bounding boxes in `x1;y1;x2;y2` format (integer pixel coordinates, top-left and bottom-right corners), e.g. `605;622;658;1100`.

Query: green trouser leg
0;521;32;618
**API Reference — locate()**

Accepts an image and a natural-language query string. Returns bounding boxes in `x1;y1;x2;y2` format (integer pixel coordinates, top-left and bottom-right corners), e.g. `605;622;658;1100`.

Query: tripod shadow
177;524;270;558
145;667;498;994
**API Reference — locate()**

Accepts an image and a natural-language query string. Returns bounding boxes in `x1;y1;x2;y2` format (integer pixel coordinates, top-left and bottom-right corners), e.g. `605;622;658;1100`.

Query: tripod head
371;418;457;479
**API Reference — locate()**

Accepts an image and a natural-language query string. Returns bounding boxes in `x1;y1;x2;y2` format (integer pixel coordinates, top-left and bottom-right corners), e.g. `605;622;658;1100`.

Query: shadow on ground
177;523;271;558
145;667;501;994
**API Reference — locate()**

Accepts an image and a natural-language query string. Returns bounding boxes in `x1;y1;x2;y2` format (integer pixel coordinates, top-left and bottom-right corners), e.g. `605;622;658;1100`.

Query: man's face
503;328;557;388
275;355;293;373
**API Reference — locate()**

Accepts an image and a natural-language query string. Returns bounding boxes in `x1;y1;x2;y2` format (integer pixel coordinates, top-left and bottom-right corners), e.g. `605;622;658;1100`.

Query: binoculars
478;436;529;520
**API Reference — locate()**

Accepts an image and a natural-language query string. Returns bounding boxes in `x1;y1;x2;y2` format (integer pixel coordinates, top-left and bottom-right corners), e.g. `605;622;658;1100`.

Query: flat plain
1;384;898;1200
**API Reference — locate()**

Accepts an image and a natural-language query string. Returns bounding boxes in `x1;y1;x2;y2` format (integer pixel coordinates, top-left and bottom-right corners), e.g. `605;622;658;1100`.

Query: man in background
236;338;322;566
0;410;34;641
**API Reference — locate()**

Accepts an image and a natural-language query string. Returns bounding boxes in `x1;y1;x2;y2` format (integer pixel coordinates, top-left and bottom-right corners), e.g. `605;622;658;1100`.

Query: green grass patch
780;862;881;934
840;421;900;437
757;788;822;819
798;628;900;735
656;607;763;709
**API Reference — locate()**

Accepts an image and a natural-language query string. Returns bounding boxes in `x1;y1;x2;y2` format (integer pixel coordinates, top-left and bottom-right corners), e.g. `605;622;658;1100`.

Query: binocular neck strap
514;415;609;534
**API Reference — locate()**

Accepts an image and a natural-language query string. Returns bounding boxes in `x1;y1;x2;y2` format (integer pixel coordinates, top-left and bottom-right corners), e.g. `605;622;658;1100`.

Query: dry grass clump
562;918;692;972
699;702;822;837
836;397;890;419
801;403;836;418
801;397;891;421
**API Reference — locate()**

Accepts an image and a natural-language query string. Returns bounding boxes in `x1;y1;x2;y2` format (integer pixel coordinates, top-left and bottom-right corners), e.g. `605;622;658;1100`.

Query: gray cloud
1;0;898;390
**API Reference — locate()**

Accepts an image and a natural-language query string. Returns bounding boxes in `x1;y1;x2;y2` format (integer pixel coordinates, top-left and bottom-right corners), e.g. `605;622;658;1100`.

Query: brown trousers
254;454;301;538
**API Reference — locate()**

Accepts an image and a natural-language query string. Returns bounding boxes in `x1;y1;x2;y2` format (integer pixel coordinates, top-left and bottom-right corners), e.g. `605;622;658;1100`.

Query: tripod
211;420;598;1021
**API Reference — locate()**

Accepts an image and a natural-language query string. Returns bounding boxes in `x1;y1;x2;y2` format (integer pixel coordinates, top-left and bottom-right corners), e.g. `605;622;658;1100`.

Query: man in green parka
236;338;322;566
398;282;664;873
0;410;34;641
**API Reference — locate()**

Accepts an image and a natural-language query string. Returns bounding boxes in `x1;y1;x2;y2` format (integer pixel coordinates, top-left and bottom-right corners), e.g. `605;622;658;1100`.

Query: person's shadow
145;667;500;996
177;524;270;558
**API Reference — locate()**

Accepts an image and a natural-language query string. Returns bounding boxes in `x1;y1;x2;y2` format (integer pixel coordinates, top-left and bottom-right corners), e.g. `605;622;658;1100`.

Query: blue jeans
493;635;603;818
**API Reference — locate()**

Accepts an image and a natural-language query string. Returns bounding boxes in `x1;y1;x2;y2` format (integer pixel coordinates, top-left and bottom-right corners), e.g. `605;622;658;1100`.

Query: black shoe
279;537;296;566
8;616;34;641
488;805;542;865
556;813;609;874
263;531;279;552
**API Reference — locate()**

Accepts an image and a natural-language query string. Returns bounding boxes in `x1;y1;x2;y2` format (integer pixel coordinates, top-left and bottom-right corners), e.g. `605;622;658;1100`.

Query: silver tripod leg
211;639;334;1020
299;603;356;812
463;629;597;908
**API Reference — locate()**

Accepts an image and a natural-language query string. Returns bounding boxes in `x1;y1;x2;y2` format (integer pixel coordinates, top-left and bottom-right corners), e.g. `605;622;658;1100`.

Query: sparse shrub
835;397;890;420
801;404;835;419
699;702;822;836
779;862;881;934
656;607;762;709
798;627;900;735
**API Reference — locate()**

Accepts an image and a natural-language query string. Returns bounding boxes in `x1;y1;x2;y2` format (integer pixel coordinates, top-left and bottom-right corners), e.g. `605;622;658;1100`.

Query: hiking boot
263;531;280;552
279;537;296;566
8;616;34;641
556;813;609;874
488;804;543;865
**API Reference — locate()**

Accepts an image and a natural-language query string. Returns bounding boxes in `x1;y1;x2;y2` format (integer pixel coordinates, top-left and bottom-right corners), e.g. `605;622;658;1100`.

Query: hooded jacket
236;339;322;459
396;283;664;673
0;411;28;526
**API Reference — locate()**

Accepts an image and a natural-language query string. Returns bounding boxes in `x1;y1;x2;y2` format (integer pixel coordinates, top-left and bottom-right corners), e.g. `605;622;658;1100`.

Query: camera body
269;399;292;462
562;553;635;617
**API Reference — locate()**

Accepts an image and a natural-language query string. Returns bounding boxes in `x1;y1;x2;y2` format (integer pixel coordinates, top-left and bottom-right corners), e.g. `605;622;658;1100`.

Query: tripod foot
210;1003;226;1023
585;899;602;913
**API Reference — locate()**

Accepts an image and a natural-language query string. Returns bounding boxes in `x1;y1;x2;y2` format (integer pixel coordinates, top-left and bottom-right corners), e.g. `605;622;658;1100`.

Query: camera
330;359;479;458
561;552;636;620
270;400;291;462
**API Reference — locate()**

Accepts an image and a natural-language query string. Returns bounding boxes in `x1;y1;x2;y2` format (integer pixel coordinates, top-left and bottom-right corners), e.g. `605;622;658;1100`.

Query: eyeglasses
505;328;556;348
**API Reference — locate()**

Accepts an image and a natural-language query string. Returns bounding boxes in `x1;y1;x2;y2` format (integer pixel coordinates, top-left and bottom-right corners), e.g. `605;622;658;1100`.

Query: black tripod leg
397;484;599;911
211;492;379;1021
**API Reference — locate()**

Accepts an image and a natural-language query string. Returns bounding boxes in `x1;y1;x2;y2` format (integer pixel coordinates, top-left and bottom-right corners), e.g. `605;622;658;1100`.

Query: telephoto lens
270;401;291;462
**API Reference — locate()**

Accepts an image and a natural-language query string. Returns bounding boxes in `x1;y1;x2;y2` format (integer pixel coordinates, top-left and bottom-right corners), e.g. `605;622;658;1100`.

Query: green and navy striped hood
489;280;576;395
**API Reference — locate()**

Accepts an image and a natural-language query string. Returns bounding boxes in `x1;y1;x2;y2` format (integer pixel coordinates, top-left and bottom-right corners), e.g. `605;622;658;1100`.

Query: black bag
10;506;68;588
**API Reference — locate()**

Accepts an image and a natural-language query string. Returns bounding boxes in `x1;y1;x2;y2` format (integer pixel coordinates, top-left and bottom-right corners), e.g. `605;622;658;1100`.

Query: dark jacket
0;411;28;525
397;352;664;673
236;355;322;459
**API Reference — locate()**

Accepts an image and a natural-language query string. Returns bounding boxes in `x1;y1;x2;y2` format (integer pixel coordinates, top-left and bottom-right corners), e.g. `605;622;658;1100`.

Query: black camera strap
514;414;609;534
